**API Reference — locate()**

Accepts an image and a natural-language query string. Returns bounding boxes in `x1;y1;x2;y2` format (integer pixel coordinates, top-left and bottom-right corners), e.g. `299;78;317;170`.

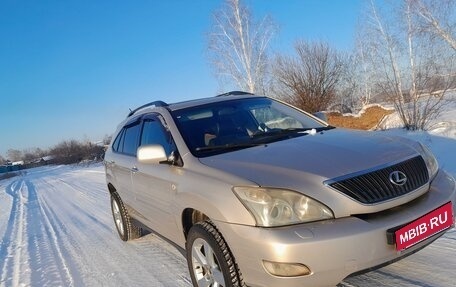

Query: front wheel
186;221;244;287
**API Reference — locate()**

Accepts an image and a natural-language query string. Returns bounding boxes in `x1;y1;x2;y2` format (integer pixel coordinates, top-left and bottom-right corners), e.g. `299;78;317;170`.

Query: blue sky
0;0;363;157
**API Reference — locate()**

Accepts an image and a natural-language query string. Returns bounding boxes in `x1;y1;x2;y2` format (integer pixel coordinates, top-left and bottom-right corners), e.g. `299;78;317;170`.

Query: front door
132;115;181;241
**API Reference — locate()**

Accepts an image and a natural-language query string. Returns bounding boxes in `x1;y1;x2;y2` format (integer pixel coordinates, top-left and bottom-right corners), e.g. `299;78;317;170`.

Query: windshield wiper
295;126;336;134
195;126;336;152
251;126;335;143
314;125;336;132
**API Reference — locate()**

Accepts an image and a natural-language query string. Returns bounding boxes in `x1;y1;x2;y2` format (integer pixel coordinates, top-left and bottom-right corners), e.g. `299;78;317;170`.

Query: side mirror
137;145;167;164
312;112;328;123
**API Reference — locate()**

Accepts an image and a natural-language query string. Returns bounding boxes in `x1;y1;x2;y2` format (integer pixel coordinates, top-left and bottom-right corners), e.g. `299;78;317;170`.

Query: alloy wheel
191;238;226;287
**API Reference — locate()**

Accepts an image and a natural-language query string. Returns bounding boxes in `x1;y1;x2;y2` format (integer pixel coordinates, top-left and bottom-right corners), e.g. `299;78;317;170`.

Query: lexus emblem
389;171;407;186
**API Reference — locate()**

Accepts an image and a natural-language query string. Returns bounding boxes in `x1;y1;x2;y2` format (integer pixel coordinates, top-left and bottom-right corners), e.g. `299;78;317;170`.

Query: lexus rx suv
104;91;455;287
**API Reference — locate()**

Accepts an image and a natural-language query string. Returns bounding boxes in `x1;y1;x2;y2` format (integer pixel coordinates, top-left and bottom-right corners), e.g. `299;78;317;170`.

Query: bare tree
23;151;37;164
410;0;456;51
0;155;5;165
334;52;364;113
7;149;23;162
103;134;113;145
272;41;345;113
358;0;455;130
49;139;105;164
208;0;276;93
22;148;46;164
351;29;379;107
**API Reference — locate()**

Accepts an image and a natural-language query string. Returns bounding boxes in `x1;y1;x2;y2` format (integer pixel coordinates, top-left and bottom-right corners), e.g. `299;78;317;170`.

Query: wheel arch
182;208;209;240
107;182;116;194
177;190;255;242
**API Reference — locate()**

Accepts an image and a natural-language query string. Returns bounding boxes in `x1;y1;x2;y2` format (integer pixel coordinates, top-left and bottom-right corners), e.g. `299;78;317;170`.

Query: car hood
199;129;422;215
200;129;418;183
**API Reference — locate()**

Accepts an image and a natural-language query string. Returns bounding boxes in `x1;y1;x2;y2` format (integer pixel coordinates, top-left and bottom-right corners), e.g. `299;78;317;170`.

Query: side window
122;123;141;156
141;119;175;156
111;129;124;152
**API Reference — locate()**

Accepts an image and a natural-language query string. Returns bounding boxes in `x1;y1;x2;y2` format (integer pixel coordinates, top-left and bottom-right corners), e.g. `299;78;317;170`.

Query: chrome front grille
327;156;429;204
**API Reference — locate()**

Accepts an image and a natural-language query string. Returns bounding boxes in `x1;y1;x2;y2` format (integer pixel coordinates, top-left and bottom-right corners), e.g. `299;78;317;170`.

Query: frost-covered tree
357;0;455;130
208;0;276;93
411;0;456;51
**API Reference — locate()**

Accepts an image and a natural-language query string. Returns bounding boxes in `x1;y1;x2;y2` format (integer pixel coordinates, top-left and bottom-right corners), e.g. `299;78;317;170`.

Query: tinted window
171;98;327;157
123;123;141;155
112;130;123;152
141;119;175;156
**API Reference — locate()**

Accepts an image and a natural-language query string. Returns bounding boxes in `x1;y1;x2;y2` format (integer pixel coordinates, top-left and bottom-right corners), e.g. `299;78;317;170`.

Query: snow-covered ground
341;98;456;286
1;104;455;287
0;165;191;287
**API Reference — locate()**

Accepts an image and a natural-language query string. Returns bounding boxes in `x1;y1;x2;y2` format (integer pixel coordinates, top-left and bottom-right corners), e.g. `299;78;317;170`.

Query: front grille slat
328;156;429;204
403;160;416;190
365;173;385;199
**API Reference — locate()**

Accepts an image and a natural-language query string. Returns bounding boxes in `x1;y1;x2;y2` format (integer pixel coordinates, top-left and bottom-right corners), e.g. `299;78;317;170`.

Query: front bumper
215;170;456;287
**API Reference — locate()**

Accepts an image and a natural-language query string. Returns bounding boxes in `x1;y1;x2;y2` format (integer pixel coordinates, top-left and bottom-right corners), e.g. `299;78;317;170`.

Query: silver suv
104;91;455;287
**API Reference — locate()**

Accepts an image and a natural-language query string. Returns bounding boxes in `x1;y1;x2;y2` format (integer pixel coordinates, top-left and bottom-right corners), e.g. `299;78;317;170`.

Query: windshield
171;97;332;157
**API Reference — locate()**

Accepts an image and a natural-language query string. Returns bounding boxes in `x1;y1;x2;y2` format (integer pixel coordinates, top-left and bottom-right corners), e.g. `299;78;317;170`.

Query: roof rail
127;101;168;118
216;91;254;97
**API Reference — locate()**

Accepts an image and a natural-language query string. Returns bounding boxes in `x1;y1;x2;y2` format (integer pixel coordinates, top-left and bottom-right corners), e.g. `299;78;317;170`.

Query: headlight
415;143;439;180
233;187;334;227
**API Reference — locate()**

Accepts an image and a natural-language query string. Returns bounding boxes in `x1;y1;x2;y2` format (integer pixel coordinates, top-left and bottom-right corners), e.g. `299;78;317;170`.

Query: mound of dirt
327;106;394;130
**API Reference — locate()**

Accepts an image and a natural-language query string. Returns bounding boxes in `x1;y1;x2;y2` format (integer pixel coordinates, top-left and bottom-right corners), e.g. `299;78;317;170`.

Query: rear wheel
186;221;244;287
110;192;141;241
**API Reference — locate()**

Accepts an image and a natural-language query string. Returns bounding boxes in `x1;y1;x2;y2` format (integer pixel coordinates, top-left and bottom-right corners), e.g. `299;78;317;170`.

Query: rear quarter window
112;129;124;152
111;121;141;156
122;124;141;155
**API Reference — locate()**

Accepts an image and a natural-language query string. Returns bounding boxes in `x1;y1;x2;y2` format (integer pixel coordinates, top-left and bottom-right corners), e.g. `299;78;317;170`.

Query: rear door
108;118;141;207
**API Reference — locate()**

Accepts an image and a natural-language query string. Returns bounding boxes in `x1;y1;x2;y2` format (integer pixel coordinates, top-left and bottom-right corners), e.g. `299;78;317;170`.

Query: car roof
168;93;265;111
126;92;266;119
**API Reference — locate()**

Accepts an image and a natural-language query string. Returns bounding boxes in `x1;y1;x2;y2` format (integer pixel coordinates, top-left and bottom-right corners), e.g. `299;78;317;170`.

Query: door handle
131;166;139;173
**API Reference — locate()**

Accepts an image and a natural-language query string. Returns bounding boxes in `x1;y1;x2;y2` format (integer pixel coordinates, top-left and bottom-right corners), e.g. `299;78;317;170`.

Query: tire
186;221;244;287
110;192;141;241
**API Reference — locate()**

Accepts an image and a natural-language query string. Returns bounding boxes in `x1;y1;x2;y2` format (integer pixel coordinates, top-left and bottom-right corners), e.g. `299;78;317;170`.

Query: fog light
262;260;311;277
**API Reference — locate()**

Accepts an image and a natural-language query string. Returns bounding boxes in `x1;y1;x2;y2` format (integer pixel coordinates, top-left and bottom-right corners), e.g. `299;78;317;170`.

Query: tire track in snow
0;175;82;287
0;179;28;286
55;178;113;231
26;179;78;287
52;178;192;287
0;178;30;286
76;171;192;285
129;236;191;286
38;171;192;286
33;174;160;286
338;282;358;287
